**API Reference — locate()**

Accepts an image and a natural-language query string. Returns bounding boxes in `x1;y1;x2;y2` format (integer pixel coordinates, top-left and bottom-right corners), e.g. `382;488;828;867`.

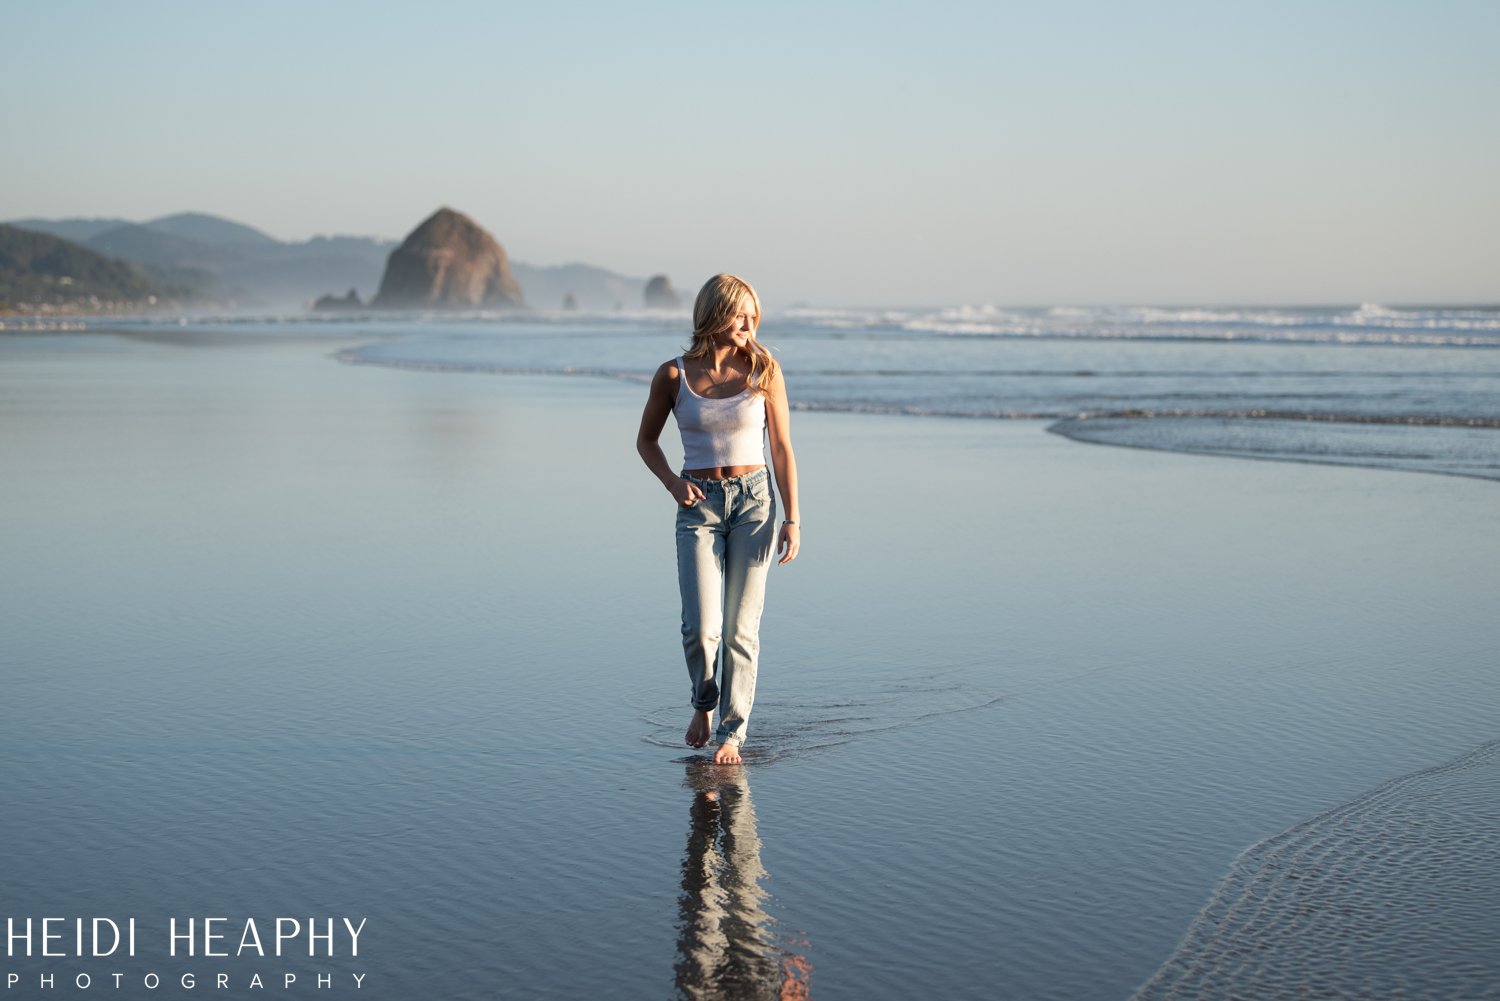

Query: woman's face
718;293;757;348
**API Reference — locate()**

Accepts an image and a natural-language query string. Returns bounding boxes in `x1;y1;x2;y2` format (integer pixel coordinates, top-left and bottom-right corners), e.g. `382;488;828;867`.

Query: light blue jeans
676;467;776;747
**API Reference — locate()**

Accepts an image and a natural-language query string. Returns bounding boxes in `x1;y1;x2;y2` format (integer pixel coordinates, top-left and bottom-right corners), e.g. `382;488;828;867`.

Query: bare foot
685;710;712;749
713;741;742;765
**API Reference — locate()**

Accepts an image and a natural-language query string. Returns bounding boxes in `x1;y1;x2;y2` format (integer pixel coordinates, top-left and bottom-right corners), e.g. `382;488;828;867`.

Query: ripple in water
637;674;1006;764
1131;738;1500;1000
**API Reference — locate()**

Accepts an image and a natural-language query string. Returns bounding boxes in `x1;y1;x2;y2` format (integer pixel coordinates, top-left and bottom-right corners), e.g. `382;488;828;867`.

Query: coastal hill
10;213;396;310
8;212;657;313
8;217;133;243
0;224;166;312
372;208;524;310
142;212;281;248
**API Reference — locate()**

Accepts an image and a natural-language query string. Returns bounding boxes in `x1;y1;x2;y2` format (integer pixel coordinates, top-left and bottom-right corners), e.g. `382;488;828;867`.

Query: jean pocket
747;484;775;523
677;499;709;526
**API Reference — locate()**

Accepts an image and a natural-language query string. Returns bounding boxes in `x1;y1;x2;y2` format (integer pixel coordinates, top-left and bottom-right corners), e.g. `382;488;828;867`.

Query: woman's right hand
670;477;707;507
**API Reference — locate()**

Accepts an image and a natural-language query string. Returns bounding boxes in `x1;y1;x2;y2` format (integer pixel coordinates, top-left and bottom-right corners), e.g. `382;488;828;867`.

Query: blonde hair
685;273;778;396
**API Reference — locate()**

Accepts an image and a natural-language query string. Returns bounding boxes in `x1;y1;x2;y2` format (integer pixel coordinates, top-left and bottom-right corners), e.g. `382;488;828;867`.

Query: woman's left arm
765;366;800;565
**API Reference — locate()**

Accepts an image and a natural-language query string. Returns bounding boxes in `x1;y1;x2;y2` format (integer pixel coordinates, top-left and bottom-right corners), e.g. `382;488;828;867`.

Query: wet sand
1;330;1497;999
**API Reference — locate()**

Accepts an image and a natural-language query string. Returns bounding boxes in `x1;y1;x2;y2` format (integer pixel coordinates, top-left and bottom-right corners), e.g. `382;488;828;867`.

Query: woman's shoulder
760;355;787;392
752;357;788;410
651;357;683;396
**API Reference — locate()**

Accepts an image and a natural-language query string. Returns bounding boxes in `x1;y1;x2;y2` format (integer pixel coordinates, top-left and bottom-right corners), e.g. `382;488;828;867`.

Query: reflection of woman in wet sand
637;275;801;765
676;761;813;1001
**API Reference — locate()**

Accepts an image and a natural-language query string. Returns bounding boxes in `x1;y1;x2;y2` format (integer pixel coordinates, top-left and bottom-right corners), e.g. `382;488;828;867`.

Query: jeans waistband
681;467;768;490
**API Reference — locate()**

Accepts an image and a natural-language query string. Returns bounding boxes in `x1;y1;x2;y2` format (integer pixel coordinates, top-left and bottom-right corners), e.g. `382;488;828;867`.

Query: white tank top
674;357;767;469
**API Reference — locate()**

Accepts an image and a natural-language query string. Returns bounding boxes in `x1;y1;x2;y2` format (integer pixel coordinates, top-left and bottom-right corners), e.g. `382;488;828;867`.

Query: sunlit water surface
1;327;1497;999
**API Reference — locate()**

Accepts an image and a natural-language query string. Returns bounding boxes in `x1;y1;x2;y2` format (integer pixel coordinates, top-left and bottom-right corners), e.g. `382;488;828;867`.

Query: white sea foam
782;303;1500;344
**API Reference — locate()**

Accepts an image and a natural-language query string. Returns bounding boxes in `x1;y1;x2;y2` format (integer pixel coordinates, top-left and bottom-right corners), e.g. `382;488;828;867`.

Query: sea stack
372;207;524;309
643;274;679;308
312;288;363;311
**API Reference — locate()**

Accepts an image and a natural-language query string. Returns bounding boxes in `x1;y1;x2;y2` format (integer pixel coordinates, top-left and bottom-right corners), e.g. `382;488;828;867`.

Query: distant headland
2;209;672;316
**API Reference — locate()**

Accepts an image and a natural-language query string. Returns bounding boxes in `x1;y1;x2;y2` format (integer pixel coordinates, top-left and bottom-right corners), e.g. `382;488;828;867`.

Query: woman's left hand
777;522;800;565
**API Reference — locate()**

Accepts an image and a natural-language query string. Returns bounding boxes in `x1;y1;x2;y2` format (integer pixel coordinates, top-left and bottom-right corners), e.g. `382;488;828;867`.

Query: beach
2;325;1498;1000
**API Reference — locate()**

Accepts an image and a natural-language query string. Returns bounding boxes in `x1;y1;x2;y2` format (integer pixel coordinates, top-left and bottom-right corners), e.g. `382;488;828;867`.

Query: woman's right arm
637;361;705;507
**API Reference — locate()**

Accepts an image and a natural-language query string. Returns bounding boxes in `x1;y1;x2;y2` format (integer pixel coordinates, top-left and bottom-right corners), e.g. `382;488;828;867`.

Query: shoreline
5;321;1498;485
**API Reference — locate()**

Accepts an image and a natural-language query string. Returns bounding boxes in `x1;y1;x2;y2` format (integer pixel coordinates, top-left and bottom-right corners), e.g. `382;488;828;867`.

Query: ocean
1;305;1497;999
59;301;1494;481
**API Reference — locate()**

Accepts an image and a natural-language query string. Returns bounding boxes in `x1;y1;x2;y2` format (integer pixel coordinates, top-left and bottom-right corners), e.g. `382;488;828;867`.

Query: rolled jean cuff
715;731;743;747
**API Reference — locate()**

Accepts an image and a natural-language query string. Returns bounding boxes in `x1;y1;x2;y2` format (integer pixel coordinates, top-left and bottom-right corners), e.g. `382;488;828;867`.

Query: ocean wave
1130;739;1500;1000
1056;410;1500;427
1050;415;1500;481
332;331;1499;482
782;304;1500;345
0;319;92;331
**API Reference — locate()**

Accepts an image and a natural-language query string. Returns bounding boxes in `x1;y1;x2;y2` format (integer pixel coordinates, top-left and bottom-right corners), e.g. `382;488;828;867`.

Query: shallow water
2;330;1497;999
1132;739;1500;1000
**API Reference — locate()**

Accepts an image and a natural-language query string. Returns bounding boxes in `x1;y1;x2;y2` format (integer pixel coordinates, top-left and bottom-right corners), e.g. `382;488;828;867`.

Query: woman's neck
706;343;743;371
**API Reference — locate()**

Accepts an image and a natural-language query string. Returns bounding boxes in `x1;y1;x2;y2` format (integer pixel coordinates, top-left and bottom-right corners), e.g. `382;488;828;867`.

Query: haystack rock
643;274;678;308
372;207;524;309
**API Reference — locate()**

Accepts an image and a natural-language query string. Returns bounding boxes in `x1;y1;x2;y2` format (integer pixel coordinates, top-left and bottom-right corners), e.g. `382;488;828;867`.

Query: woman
636;274;801;764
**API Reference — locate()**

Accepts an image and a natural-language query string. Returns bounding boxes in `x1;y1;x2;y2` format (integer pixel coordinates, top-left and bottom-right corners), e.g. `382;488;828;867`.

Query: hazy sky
6;0;1497;305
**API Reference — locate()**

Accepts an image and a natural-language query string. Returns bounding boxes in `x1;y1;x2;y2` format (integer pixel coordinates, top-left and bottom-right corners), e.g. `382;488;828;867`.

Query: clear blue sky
6;0;1497;305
